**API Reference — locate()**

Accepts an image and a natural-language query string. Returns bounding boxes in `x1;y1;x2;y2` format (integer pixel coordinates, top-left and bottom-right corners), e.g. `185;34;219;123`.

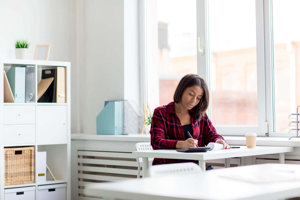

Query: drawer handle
48;188;56;192
16;192;24;195
15;150;23;155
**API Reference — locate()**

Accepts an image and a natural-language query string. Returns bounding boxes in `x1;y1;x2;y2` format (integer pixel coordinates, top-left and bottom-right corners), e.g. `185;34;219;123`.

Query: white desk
133;146;293;175
84;163;300;200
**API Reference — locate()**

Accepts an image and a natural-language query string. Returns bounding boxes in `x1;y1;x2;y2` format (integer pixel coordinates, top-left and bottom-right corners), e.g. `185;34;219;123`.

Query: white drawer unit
3;125;35;146
37;184;66;200
5;187;35;200
4;106;35;125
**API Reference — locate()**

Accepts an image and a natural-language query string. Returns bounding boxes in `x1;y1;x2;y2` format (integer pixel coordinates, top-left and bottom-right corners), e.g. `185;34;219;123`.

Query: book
25;67;36;103
37;77;54;100
38;69;56;102
176;143;224;153
6;67;25;103
3;71;14;103
56;67;66;103
207;142;224;151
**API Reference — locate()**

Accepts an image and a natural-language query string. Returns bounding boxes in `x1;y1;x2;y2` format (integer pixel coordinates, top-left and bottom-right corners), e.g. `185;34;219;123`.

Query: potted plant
15;40;29;59
141;104;152;134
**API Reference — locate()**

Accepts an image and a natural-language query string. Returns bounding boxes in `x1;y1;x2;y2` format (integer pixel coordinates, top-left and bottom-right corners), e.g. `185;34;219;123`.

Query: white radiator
76;150;139;200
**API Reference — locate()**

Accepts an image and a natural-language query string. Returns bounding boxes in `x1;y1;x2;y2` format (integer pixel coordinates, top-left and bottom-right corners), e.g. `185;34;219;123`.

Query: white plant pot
15;48;28;59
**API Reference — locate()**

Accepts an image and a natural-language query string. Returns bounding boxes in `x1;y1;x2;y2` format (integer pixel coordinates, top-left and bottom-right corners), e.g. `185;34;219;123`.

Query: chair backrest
135;142;154;178
135;142;153;151
148;162;202;178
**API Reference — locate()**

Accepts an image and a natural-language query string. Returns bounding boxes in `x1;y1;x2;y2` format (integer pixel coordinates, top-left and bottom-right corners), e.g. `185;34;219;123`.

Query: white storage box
37;184;66;200
5;186;35;200
36;152;47;183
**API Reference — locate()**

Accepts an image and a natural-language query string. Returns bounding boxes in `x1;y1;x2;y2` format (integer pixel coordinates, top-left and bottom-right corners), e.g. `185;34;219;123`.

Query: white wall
0;0;76;61
0;0;140;134
0;0;78;131
76;0;141;133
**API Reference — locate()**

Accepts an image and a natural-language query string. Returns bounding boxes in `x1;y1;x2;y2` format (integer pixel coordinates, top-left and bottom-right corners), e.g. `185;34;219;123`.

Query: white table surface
84;163;300;200
133;146;293;173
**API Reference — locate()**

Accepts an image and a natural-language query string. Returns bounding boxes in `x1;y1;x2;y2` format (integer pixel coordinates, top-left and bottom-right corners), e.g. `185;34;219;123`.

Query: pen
187;131;198;147
187;131;193;138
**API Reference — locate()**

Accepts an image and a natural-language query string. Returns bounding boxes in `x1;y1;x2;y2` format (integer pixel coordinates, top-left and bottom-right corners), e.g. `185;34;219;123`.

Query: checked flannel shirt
150;102;224;165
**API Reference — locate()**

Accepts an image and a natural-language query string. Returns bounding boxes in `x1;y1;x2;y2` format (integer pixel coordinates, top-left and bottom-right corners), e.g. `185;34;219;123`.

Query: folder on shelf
56;67;66;103
6;67;25;103
25;67;36;103
38;69;56;102
37;77;54;100
3;71;14;103
36;152;47;183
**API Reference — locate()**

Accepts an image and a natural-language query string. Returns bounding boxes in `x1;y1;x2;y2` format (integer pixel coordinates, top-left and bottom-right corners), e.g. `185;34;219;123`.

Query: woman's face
180;85;203;110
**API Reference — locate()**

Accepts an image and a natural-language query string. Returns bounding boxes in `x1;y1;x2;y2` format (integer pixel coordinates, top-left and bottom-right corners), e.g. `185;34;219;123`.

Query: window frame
140;0;297;137
198;0;266;136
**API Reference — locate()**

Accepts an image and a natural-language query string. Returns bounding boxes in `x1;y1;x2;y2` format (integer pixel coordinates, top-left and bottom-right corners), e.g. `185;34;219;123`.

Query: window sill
224;136;300;147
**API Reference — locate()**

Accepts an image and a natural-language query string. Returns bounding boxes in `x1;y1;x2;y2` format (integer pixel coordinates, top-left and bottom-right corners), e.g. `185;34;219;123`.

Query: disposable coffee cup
245;132;257;148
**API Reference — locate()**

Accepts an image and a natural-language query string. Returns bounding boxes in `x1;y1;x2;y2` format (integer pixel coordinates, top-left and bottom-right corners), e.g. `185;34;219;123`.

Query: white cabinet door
37;106;68;145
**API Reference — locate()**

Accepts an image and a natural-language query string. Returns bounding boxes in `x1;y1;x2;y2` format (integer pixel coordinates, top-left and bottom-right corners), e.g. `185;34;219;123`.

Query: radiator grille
77;150;138;200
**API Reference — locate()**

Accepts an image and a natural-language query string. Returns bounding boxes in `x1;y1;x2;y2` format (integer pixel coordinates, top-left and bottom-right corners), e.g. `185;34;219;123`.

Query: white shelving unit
0;59;71;200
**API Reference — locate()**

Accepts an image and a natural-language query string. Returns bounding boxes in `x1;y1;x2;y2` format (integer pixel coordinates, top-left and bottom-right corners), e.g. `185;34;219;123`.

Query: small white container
15;48;28;59
37;184;66;200
5;186;35;200
36;152;47;183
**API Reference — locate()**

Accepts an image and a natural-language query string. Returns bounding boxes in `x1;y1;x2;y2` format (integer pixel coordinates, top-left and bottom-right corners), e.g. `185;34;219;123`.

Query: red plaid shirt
150;102;224;165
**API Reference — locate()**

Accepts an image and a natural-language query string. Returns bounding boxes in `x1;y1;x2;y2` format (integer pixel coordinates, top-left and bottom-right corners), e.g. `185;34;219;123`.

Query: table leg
142;157;149;177
225;158;230;168
198;160;206;171
279;153;285;164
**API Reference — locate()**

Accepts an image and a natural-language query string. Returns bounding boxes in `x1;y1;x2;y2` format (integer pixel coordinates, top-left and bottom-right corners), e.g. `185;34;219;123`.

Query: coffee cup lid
245;132;257;136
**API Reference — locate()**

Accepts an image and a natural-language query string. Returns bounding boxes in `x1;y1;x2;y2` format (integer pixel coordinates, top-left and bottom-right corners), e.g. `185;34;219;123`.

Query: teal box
96;101;124;135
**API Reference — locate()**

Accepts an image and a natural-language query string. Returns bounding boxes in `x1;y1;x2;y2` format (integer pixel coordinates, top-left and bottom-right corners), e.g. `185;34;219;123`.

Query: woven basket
5;146;35;186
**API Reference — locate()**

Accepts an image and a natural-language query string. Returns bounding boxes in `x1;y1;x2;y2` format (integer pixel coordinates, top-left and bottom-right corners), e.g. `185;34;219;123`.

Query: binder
38;69;56;102
37;77;54;100
56;67;66;103
3;71;14;103
36;152;47;183
6;67;25;103
25;67;36;103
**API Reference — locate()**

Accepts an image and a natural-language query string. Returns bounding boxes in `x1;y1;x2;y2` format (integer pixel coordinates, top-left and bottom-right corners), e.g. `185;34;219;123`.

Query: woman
150;74;230;165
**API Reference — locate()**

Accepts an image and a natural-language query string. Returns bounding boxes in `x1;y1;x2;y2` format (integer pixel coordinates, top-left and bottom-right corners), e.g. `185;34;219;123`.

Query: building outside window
142;0;300;136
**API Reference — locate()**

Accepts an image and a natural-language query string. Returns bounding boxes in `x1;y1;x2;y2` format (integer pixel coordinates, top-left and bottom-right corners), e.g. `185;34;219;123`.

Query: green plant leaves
15;40;29;48
145;114;152;126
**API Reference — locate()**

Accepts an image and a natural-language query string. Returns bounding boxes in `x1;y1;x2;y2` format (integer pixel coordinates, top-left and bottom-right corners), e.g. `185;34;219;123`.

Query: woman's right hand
176;138;198;149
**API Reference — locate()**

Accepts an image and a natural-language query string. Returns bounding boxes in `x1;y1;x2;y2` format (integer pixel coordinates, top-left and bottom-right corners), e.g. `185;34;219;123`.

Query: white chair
135;142;153;178
148;162;202;178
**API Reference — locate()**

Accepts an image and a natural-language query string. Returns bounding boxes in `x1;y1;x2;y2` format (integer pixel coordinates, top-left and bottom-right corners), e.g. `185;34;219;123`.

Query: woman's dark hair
173;74;209;120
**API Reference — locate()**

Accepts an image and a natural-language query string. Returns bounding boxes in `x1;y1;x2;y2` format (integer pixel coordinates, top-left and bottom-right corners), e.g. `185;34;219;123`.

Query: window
142;0;300;136
209;0;257;126
272;0;300;133
144;0;197;109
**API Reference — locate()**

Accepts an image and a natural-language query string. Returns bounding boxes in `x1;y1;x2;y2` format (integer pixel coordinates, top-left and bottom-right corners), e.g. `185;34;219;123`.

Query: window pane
273;0;300;132
146;0;197;107
209;0;257;126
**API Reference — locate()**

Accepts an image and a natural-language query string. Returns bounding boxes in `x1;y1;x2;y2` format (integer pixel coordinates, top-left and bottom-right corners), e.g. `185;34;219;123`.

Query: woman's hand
215;139;230;149
176;138;198;149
